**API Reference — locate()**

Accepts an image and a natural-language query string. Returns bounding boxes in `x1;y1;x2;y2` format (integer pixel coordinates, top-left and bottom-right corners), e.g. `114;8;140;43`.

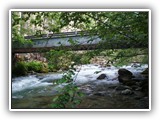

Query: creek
11;64;149;109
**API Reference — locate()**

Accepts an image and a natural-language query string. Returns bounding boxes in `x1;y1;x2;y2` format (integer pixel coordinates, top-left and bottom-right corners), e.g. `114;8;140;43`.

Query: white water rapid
12;64;148;99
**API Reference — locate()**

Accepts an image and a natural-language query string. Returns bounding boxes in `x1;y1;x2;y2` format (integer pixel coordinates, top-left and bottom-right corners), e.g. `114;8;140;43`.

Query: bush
27;61;49;73
80;55;91;64
27;61;42;72
45;50;73;71
12;61;49;76
70;54;82;65
12;61;28;76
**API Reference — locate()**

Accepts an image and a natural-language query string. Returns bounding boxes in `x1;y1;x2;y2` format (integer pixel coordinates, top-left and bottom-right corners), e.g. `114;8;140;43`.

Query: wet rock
121;89;133;95
28;70;36;75
135;87;142;91
140;80;149;96
108;85;118;89
104;64;112;67
131;62;141;67
123;80;137;86
118;69;133;83
118;69;133;76
115;85;132;91
97;74;107;80
129;84;140;90
141;68;148;78
134;96;142;100
93;91;106;96
141;68;148;74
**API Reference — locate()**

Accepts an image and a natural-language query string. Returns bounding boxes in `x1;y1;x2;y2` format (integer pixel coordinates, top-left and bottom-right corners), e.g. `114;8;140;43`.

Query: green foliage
12;61;48;76
80;54;91;64
112;49;148;66
141;55;149;64
45;50;73;71
27;61;42;72
60;12;148;48
27;61;48;73
12;12;33;48
51;65;84;108
70;53;82;65
12;11;148;49
68;38;79;45
45;49;100;71
12;61;28;76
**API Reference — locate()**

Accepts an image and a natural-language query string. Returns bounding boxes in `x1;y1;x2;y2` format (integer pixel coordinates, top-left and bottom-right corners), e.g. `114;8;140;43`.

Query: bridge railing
24;31;91;40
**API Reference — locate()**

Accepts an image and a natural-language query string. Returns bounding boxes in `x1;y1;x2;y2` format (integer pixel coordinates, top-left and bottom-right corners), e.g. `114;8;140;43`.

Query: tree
11;11;148;49
60;12;148;48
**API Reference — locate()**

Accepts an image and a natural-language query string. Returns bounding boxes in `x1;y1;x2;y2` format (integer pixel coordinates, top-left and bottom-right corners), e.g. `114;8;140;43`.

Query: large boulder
118;69;133;83
141;68;148;78
139;80;149;97
97;74;107;80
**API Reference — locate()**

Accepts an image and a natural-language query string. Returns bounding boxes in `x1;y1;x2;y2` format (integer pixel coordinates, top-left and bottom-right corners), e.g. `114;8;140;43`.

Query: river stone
123;80;137;86
97;74;107;80
118;68;133;83
115;85;132;91
141;68;148;78
131;62;141;67
121;89;133;95
93;91;106;96
140;80;149;96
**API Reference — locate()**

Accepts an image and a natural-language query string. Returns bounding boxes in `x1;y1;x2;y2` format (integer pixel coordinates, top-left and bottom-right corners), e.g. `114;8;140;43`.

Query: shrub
80;55;91;64
12;61;49;76
27;61;42;72
45;50;73;71
27;61;49;73
12;61;28;76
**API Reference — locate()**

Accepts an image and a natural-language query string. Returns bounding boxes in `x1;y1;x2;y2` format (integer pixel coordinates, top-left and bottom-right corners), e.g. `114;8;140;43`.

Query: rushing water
12;64;148;99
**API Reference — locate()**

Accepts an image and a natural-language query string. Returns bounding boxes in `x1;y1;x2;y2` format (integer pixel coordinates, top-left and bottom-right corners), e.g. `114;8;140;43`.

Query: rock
97;74;107;80
118;68;133;76
115;85;132;91
118;69;133;83
94;91;106;96
141;68;148;78
121;89;133;95
135;87;142;91
104;64;112;67
28;70;36;74
131;62;141;67
90;56;107;67
140;80;149;96
141;68;148;74
123;80;137;86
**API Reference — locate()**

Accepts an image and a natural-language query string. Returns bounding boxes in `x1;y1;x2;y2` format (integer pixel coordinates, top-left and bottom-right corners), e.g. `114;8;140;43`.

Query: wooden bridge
12;31;147;53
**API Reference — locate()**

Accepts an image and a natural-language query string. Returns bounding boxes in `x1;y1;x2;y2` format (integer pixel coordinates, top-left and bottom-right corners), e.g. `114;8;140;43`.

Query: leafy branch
51;63;84;108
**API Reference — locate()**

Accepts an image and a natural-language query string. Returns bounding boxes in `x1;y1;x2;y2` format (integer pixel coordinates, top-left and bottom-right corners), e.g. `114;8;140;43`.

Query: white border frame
9;9;151;111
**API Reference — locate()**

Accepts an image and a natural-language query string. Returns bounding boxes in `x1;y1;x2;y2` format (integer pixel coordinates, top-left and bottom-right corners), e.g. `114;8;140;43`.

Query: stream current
11;64;149;109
